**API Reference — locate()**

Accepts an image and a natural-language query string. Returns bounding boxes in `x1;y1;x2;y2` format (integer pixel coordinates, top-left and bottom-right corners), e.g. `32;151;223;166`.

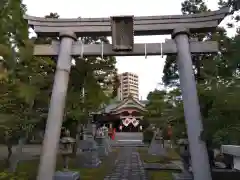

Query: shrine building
93;96;147;132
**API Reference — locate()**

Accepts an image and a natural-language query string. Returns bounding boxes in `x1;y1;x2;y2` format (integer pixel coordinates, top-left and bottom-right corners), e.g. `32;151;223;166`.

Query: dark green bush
143;129;154;144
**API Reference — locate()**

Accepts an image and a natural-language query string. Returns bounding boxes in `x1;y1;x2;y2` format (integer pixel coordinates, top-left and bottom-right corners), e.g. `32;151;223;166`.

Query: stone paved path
104;147;148;180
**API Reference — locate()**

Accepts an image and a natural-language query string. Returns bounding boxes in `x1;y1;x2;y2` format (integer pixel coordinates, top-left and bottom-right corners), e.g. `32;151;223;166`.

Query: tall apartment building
117;72;139;100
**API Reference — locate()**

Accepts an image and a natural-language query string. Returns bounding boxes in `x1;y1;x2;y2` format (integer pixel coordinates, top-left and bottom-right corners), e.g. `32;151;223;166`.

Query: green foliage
148;171;172;180
145;90;166;118
144;89;184;133
198;80;240;147
0;171;29;180
0;1;42;143
0;0;28;70
144;89;186;141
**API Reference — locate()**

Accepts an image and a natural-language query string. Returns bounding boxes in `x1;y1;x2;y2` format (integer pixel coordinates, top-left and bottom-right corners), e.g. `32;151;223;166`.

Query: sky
22;0;235;100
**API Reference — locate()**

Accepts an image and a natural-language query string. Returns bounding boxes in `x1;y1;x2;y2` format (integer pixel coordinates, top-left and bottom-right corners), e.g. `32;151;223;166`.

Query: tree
219;0;240;24
144;90;179;128
0;2;118;169
144;89;186;140
0;8;63;169
144;90;166;126
198;77;240;146
161;0;240;147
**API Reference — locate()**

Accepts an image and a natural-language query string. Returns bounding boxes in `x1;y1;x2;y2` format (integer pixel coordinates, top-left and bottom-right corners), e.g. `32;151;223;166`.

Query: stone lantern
59;136;76;169
54;131;80;180
173;138;193;180
178;138;190;171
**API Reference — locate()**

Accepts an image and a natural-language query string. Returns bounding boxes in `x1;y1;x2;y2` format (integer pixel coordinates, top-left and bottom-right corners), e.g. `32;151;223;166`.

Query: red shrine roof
103;96;146;114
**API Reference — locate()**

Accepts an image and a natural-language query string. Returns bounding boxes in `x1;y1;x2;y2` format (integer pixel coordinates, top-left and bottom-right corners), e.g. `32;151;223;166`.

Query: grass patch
73;148;119;180
167;148;180;160
138;147;180;180
0;148;119;180
149;171;173;180
138;147;180;164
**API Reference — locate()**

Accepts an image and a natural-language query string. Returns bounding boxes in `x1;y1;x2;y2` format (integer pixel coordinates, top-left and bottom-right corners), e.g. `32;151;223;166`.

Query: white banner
122;117;140;127
132;118;139;127
122;118;132;127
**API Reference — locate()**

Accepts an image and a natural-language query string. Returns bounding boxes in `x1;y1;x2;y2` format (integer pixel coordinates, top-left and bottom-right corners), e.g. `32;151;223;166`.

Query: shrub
143;129;154;144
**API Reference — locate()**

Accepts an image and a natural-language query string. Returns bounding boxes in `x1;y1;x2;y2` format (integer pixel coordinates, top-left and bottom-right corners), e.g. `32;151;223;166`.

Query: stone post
37;32;77;180
172;28;212;180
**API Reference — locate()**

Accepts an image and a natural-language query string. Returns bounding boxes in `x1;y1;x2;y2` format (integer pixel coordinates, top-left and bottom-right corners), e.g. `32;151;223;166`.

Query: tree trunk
73;123;82;155
6;142;12;168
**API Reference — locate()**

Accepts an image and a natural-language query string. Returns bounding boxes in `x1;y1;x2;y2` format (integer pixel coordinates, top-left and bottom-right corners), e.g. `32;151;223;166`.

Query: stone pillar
172;28;212;180
37;32;77;180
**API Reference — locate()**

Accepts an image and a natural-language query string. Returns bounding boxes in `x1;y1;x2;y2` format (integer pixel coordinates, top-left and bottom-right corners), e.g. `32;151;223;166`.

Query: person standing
167;125;173;148
111;128;116;140
108;126;112;138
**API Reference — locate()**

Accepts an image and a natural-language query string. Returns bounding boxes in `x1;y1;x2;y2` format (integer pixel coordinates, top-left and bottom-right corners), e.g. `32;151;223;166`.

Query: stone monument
76;123;101;168
95;127;108;157
148;128;167;156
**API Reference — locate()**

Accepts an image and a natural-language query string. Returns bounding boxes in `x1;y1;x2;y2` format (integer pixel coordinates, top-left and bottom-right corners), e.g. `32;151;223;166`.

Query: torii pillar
37;31;77;180
173;27;212;180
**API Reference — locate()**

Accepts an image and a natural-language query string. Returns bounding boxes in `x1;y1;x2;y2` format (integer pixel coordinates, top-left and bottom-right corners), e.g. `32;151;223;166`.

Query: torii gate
24;7;229;180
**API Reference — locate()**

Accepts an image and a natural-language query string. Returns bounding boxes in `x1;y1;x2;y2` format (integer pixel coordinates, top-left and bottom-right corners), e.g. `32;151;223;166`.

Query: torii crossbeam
33;40;218;56
25;7;228;37
25;7;229;180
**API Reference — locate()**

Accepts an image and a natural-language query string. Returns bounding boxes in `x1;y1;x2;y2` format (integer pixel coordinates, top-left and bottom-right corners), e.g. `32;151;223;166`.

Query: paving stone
104;147;148;180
